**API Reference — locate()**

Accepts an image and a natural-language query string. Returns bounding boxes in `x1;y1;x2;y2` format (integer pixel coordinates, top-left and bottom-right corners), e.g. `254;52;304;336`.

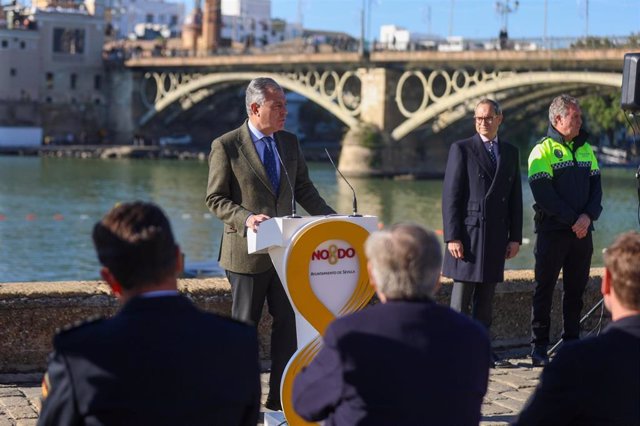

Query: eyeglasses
474;116;496;124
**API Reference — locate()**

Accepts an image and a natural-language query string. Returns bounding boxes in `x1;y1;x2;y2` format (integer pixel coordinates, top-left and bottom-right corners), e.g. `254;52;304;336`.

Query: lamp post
495;0;519;34
359;0;365;56
495;0;519;49
358;0;377;56
448;0;454;37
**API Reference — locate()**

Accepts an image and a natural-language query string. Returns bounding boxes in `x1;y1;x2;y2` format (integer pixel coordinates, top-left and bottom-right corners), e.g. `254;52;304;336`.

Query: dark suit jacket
442;133;523;283
292;300;491;426
206;121;334;274
37;295;261;426
514;314;640;426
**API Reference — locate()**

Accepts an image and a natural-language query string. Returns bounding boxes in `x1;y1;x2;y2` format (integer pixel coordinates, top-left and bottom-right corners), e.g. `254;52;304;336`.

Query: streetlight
359;0;374;56
495;0;519;49
495;0;519;34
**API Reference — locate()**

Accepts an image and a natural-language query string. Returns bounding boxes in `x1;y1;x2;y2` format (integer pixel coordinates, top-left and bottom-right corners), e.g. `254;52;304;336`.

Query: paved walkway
0;352;540;426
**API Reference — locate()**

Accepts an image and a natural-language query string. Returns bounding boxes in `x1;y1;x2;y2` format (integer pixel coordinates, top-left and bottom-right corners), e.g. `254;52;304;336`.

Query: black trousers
531;230;593;347
450;281;497;331
226;268;296;403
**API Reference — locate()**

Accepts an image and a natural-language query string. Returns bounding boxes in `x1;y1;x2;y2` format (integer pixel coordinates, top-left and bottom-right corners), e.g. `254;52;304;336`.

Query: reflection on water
0;156;638;282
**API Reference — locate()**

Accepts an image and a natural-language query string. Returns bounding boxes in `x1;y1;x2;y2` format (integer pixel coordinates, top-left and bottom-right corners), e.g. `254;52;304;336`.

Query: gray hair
476;98;502;116
364;223;442;300
245;77;283;116
549;94;579;125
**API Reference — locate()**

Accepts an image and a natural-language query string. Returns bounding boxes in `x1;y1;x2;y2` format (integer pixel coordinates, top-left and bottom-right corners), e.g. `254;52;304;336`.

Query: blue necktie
262;136;279;193
488;141;497;166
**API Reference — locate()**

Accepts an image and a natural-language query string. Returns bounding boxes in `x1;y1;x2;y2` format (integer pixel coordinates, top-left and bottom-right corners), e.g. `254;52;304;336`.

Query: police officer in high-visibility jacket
527;94;603;367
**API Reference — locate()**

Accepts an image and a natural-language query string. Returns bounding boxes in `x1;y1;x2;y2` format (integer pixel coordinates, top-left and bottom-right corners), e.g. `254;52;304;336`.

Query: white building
110;0;184;39
379;24;440;51
379;25;410;50
220;0;275;46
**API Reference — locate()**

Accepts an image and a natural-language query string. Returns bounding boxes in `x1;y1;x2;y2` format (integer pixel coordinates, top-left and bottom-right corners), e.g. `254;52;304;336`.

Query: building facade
110;0;184;39
0;1;108;143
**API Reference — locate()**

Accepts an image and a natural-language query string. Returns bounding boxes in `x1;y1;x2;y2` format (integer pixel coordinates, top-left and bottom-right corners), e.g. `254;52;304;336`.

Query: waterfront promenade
0;354;541;426
0;271;607;425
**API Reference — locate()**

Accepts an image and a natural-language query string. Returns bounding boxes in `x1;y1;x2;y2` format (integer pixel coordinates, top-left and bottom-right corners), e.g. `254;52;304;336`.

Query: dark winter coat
442;133;523;283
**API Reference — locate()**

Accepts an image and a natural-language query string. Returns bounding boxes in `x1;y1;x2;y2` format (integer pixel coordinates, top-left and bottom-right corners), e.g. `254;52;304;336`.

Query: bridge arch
138;71;360;129
391;71;623;141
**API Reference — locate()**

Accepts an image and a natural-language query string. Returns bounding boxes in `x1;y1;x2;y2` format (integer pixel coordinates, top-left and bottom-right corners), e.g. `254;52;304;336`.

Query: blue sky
270;0;640;40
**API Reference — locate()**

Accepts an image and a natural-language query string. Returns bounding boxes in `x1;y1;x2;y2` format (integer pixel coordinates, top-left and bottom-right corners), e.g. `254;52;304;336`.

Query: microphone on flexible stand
325;148;361;217
272;142;301;218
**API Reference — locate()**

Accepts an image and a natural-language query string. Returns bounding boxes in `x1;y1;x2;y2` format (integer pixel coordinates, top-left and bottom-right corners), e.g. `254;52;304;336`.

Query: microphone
325;148;361;217
272;140;301;218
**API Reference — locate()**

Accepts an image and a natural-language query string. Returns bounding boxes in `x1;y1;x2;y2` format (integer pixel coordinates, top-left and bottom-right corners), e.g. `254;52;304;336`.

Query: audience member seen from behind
292;223;491;426
515;231;640;426
37;201;261;426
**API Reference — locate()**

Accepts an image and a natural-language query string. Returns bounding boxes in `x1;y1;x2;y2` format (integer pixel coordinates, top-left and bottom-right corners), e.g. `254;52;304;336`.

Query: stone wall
0;269;607;373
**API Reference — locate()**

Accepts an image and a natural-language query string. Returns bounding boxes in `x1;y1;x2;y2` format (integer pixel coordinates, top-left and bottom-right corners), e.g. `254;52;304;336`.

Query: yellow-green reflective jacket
527;126;603;232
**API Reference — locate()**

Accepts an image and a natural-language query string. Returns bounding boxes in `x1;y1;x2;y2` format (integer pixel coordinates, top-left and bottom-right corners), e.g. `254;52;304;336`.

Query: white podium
249;215;378;426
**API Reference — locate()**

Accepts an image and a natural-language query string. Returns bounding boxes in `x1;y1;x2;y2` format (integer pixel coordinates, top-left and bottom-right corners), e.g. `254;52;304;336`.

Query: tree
580;92;626;146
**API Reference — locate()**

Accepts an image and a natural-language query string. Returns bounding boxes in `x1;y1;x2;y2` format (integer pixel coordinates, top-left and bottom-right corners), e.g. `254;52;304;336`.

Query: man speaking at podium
206;77;335;411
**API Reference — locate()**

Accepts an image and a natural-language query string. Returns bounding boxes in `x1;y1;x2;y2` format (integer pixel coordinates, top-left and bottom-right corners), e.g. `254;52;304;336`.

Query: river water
0;156;638;283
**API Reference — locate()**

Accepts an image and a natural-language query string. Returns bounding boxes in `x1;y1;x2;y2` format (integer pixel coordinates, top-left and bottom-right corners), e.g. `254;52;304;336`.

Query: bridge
114;48;628;176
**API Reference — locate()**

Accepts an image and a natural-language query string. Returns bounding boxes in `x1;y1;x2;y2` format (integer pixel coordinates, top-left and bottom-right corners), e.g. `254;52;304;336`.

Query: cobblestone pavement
1;354;540;426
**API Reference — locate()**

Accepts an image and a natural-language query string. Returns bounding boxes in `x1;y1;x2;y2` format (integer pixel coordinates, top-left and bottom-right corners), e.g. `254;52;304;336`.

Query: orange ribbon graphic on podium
280;220;375;425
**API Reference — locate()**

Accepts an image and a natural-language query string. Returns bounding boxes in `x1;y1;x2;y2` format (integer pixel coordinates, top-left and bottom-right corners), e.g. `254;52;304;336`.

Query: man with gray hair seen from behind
206;77;335;411
515;231;640;426
292;223;491;426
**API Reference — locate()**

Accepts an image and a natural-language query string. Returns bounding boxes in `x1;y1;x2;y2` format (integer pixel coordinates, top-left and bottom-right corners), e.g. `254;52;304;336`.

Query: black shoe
530;346;549;367
492;352;514;369
264;398;282;411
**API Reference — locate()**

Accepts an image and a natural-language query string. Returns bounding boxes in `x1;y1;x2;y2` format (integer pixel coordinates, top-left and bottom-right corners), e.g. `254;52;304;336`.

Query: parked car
158;134;192;146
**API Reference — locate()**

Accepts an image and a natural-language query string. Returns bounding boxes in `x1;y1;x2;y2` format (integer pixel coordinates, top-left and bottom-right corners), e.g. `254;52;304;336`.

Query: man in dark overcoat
442;98;523;366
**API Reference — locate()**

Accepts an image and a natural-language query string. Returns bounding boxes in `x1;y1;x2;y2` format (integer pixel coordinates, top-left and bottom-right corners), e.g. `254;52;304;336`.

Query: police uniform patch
554;149;563;159
42;372;50;399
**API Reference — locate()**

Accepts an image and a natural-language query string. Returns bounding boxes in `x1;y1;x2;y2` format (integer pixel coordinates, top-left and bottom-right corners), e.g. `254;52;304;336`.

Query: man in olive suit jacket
206;77;335;410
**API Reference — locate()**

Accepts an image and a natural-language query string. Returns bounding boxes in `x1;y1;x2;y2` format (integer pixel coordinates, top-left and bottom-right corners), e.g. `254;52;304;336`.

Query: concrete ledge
0;270;607;372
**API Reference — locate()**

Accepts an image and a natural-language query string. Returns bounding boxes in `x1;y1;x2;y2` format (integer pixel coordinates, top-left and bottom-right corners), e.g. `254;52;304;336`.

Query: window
146;14;153;23
1;40;7;48
70;73;77;89
19;41;25;49
46;72;54;89
94;74;101;90
53;28;85;54
10;68;16;76
170;15;178;26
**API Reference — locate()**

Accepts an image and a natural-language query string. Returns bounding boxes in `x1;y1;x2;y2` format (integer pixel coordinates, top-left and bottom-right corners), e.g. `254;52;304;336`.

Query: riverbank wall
0;269;606;372
0;145;208;160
